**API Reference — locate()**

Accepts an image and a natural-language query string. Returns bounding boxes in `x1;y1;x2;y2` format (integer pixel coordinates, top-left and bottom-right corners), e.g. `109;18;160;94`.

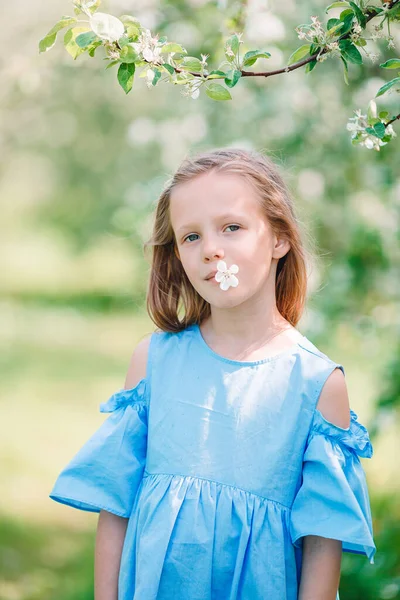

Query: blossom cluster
295;16;327;46
347;109;396;151
295;15;351;63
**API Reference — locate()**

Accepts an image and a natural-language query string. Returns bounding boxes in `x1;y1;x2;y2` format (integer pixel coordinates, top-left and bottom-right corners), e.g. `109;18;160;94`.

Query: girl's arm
94;334;152;599
298;535;342;600
298;367;351;600
95;511;128;600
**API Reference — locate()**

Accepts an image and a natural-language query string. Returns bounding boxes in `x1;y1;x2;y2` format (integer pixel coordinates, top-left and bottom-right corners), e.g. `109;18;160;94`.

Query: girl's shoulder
298;334;343;366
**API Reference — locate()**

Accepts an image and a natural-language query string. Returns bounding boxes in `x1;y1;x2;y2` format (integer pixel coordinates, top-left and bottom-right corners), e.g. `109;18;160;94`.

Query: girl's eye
184;233;199;243
183;225;240;244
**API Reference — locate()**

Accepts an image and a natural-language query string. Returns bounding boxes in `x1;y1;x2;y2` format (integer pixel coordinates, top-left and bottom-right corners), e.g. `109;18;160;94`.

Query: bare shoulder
316;366;351;429
124;333;153;390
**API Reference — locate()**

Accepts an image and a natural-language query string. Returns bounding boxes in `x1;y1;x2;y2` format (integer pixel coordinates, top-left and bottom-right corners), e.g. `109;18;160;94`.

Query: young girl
50;147;376;600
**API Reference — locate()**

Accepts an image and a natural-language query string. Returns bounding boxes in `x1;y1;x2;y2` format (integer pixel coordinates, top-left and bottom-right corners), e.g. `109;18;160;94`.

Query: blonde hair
144;147;314;333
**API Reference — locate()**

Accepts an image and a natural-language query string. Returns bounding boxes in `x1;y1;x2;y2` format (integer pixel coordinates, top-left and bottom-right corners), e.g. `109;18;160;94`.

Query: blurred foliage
1;0;399;598
0;513;95;600
341;494;400;600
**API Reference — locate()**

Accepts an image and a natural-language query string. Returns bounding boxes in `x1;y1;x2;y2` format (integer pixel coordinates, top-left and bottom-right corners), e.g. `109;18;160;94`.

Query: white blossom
181;79;202;100
296;15;326;45
145;69;155;88
131;28;164;66
386;124;396;137
215;260;239;291
347;106;396;152
362;136;386;151
387;36;396;50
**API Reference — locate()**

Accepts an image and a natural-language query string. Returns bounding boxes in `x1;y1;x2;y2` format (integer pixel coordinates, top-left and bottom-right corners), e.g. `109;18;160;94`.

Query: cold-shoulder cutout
316;365;351;430
100;378;148;413
124;333;152;390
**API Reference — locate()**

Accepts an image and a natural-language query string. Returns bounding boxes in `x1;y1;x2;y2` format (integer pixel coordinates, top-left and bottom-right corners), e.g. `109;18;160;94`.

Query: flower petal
229;264;239;273
143;48;155;62
220;280;230;291
215;272;224;282
217;260;227;272
229;275;239;287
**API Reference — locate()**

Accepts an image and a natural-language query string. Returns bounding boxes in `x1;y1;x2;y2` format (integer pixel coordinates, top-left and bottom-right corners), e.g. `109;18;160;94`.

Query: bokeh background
1;0;400;598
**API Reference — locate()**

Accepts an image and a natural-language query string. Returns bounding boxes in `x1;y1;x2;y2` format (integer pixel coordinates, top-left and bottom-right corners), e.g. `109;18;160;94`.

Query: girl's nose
203;242;224;262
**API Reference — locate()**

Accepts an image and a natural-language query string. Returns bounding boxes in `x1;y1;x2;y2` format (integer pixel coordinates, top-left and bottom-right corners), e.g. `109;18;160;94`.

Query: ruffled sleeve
290;408;376;564
49;379;148;518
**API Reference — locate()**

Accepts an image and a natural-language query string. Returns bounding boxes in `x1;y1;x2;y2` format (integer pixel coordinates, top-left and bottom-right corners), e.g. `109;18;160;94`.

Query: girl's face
170;170;290;309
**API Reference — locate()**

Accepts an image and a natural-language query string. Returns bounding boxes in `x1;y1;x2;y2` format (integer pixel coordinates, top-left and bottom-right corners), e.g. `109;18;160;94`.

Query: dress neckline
193;322;306;366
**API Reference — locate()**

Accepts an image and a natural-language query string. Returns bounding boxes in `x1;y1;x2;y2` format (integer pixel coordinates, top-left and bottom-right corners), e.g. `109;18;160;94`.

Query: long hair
144;147;314;333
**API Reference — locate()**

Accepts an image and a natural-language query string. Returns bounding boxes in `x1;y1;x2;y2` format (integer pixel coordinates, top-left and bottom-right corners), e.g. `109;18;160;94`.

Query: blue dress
50;323;376;599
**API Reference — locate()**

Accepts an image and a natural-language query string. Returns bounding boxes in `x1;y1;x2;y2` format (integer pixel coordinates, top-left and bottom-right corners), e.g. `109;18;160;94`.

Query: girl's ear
273;236;291;260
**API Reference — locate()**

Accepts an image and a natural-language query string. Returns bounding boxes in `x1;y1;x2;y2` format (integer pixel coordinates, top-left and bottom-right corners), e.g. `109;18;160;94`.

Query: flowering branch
38;0;400;150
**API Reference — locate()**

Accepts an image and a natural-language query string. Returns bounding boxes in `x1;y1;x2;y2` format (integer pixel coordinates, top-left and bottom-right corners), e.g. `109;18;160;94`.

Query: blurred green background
1;0;399;598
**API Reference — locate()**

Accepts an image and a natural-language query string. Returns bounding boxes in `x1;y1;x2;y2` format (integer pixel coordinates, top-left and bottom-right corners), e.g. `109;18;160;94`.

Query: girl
50;147;376;600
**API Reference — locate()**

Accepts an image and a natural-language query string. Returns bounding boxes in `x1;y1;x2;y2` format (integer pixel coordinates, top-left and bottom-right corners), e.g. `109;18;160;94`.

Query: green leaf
161;43;187;54
76;31;98;48
242;50;271;67
151;69;162;86
380;59;400;69
339;12;356;35
305;59;317;73
375;77;400;98
341;56;349;85
226;34;240;55
224;34;240;63
354;37;367;46
224;69;241;88
339;39;362;64
349;2;366;27
119;16;140;39
117;62;135;93
39;32;58;54
339;8;354;19
287;44;310;66
162;63;175;75
64;27;91;59
379;111;389;120
105;60;119;69
118;36;130;48
180;57;203;72
39;16;77;53
119;44;139;63
327;17;341;30
207;70;226;79
88;40;102;57
205;83;232;101
326;1;350;11
365;122;386;139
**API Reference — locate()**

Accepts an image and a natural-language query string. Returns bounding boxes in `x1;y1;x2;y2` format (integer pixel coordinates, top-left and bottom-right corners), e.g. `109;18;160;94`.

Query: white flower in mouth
215;260;239;291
